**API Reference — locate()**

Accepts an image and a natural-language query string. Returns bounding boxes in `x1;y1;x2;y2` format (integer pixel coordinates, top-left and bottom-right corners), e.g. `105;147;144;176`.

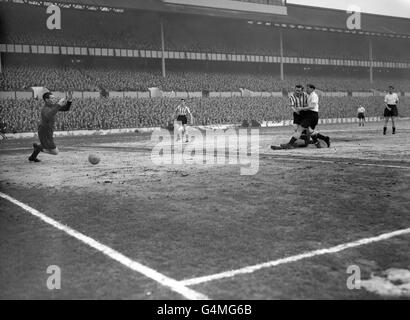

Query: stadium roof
32;0;167;11
283;4;410;36
12;0;410;36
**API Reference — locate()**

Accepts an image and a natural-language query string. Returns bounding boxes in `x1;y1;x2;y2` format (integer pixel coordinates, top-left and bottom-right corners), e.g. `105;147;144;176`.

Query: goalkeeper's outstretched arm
59;91;73;112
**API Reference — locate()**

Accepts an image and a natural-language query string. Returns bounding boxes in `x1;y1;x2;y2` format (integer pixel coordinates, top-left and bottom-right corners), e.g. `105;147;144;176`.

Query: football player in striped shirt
173;98;193;142
271;85;313;149
289;84;308;131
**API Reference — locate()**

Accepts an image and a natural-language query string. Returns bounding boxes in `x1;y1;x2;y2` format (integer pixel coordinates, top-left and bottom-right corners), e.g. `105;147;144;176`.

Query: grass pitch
1;120;409;299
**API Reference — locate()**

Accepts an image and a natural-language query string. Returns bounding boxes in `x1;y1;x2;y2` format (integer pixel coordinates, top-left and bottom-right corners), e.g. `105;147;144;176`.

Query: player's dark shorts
38;125;56;150
384;105;398;117
300;111;319;130
293;112;302;125
177;115;188;125
358;113;365;119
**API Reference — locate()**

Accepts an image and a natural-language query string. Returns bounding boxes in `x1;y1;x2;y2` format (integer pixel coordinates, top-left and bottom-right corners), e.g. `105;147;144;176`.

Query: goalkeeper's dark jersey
40;101;72;129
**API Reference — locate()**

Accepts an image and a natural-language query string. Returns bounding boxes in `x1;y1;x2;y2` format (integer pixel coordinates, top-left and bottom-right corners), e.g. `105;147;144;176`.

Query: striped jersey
175;104;191;116
289;92;308;109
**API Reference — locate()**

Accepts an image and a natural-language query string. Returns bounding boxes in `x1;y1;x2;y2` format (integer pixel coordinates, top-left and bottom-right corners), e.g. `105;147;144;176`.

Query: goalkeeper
28;91;73;162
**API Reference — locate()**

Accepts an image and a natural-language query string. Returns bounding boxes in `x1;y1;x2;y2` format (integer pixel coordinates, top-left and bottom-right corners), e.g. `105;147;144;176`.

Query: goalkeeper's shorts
38;125;56;150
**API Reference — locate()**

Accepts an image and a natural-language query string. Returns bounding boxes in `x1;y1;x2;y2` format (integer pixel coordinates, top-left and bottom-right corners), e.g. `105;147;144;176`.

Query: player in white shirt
357;105;365;127
383;86;399;135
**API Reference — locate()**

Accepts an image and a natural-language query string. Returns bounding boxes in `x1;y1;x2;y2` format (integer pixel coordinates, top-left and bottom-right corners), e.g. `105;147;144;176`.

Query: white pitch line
181;227;410;286
260;155;410;170
0;192;209;300
0;147;33;152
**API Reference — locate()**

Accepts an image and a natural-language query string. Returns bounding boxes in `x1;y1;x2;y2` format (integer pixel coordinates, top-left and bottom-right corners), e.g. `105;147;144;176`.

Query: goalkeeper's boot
271;145;284;150
323;136;331;148
29;143;42;162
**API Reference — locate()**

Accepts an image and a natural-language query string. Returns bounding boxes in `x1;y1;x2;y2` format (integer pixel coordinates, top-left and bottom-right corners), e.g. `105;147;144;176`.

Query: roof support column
160;18;166;78
279;29;284;81
369;38;373;84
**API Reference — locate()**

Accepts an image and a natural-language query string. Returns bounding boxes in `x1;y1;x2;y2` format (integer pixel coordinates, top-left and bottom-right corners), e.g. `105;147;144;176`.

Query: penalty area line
181;227;410;286
0;192;209;300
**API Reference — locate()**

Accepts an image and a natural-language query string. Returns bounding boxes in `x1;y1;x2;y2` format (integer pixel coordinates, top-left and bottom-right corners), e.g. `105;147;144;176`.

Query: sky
287;0;410;19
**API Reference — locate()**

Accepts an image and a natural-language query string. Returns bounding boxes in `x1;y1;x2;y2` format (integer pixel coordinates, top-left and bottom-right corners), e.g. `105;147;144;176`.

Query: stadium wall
2;91;408;100
1;44;410;70
3;117;395;140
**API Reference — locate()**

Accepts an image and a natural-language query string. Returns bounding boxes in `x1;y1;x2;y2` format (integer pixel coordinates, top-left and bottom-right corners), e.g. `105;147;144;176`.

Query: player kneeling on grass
173;98;193;142
272;84;330;150
29;91;73;162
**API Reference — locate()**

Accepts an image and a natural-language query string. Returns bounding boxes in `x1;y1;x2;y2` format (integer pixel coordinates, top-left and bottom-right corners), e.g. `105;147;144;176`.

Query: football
88;154;100;165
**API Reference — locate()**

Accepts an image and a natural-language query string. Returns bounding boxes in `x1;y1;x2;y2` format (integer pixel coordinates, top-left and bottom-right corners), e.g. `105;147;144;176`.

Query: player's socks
29;149;41;162
316;133;330;147
34;143;44;152
383;127;387;135
29;149;40;161
279;137;298;148
281;143;295;149
288;137;297;145
392;127;396;134
28;143;43;162
303;131;311;147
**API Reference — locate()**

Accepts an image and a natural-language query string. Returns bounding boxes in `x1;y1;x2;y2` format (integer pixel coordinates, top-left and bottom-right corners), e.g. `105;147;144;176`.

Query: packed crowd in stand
0;65;97;91
2;64;410;92
1;0;409;135
1;96;408;134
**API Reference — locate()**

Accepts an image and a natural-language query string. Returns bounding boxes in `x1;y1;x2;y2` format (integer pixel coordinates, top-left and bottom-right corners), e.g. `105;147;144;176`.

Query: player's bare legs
391;116;396;134
183;124;189;142
383;117;390;135
359;118;364;127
